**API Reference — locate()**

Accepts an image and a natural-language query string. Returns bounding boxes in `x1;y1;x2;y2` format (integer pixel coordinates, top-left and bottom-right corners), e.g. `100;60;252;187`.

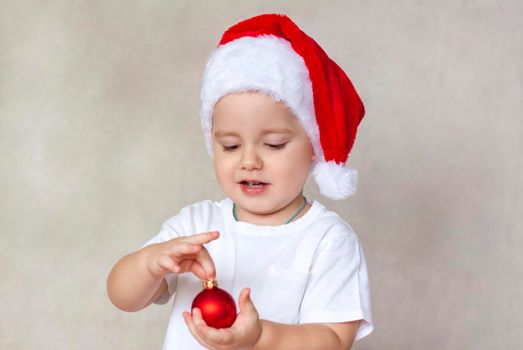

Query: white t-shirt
142;197;373;349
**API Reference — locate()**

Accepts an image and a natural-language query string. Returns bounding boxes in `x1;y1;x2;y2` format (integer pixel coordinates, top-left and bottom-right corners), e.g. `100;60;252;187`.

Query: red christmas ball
192;280;237;329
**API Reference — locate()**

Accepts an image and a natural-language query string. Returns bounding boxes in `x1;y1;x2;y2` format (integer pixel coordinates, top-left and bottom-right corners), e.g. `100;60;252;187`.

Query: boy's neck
233;195;312;226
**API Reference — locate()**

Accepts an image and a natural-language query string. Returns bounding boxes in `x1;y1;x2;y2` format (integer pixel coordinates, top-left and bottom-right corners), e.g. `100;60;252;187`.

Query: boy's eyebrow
213;128;293;137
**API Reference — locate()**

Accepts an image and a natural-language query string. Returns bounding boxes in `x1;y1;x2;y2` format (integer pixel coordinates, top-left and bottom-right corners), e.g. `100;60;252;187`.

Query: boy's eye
266;143;287;150
222;145;239;151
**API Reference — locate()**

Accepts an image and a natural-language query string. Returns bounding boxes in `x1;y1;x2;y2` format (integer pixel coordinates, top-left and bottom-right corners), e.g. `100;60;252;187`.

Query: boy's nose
240;148;262;170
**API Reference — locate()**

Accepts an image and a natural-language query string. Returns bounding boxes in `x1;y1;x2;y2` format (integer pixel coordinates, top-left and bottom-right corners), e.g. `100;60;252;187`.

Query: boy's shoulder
311;200;359;240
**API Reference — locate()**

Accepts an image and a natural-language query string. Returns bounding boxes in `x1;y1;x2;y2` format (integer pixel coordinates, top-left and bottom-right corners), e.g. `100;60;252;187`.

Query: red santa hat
200;13;365;200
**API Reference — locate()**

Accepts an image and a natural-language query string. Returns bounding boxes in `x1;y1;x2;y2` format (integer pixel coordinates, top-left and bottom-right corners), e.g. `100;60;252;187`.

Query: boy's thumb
238;287;255;313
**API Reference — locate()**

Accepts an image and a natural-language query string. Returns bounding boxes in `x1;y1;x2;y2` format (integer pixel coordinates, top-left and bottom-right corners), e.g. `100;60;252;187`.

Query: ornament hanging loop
202;279;218;289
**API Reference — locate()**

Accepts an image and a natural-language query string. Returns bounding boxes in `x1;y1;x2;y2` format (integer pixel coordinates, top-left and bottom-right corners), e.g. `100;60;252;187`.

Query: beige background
1;1;522;349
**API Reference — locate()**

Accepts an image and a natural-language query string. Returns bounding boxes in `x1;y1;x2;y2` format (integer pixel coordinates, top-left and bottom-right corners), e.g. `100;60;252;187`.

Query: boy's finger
238;288;257;314
195;248;216;280
192;308;232;344
189;261;210;280
183;311;213;348
168;242;201;257
191;308;221;344
157;254;176;272
184;231;220;245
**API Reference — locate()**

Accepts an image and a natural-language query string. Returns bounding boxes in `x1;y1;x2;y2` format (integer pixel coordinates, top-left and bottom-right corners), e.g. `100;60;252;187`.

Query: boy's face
211;92;317;225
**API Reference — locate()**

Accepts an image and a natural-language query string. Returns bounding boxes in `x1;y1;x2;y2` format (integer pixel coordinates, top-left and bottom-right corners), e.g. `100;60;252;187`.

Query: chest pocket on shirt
255;264;310;324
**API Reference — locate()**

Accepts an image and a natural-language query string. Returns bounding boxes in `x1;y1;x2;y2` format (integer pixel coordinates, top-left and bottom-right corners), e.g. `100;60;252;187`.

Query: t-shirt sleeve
140;207;192;305
299;231;373;341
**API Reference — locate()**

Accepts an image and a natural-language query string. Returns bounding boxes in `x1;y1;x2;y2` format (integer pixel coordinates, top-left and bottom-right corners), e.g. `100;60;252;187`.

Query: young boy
107;13;373;349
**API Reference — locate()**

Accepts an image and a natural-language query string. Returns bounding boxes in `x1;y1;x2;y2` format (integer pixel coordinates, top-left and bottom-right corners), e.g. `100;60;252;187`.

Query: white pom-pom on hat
312;161;358;200
200;14;365;200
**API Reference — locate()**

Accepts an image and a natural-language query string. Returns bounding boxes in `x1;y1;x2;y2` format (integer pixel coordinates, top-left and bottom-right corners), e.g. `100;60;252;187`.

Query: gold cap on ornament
202;280;218;289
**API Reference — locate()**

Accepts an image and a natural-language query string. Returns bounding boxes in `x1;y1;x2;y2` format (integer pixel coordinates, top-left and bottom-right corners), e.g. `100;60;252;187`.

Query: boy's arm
253;320;359;350
107;244;168;312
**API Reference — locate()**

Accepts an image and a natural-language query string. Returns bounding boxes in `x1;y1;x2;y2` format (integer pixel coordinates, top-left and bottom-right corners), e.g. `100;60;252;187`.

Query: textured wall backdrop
1;1;522;349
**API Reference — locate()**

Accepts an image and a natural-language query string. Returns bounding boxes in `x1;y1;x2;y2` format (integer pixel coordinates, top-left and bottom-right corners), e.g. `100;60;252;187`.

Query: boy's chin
235;199;290;214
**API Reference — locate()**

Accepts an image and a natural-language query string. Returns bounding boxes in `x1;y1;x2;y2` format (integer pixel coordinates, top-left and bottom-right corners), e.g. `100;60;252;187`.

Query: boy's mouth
239;180;269;189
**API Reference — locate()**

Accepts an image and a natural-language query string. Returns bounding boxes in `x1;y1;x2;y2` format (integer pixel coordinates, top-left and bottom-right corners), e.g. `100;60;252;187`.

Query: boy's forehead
211;92;306;137
212;109;300;136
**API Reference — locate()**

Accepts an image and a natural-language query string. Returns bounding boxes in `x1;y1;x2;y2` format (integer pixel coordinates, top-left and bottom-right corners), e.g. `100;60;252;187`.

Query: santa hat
200;13;365;200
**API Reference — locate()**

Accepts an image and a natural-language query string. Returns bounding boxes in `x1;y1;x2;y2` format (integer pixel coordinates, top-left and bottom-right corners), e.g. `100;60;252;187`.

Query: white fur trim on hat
312;161;358;200
200;35;323;162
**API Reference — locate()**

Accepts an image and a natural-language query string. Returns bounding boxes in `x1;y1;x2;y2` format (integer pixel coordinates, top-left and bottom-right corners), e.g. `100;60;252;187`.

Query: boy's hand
146;231;220;280
183;287;262;350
